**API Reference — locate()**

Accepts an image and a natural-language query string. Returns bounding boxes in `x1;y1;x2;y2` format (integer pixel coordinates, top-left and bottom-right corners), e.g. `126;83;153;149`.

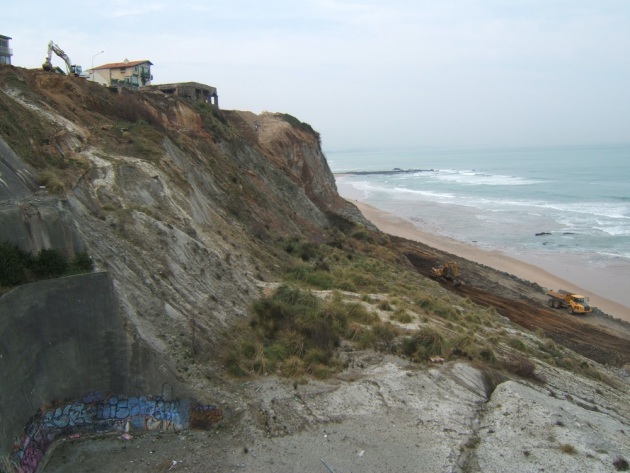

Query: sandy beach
348;199;630;323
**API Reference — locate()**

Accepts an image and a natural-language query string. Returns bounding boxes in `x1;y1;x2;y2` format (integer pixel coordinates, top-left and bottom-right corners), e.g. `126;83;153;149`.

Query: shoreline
348;199;630;323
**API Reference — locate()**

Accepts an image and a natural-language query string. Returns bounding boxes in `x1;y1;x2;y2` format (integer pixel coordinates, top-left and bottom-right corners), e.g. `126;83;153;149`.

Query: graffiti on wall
189;402;224;429
12;393;224;473
14;422;53;473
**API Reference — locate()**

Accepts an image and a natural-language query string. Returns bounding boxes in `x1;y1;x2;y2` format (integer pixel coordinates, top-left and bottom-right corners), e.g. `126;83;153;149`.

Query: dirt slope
400;237;630;367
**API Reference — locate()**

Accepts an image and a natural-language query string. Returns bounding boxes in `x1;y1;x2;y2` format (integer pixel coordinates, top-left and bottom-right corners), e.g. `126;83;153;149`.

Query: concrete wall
0;272;129;453
13;393;224;473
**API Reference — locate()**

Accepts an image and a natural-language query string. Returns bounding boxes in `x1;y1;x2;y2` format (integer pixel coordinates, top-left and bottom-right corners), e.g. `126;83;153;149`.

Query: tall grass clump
401;327;447;360
416;296;460;321
227;285;345;378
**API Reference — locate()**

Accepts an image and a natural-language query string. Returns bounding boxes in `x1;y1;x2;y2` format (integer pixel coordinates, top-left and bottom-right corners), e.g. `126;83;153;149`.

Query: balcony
0;46;12;56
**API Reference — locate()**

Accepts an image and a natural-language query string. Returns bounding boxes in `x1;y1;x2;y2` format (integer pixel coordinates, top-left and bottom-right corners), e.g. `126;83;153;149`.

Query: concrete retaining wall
0;272;129;453
12;392;224;473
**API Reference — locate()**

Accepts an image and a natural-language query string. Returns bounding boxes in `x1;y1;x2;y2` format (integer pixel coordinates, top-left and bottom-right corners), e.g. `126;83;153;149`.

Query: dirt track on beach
399;238;630;367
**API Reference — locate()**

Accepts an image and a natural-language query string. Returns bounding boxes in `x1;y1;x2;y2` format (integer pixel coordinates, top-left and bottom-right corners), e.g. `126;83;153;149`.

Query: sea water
328;144;630;306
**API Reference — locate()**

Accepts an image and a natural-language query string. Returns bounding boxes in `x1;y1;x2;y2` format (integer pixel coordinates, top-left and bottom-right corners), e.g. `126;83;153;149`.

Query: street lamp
91;50;104;81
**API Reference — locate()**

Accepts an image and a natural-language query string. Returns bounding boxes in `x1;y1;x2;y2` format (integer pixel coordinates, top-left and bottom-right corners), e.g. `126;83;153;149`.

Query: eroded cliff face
0;66;367;396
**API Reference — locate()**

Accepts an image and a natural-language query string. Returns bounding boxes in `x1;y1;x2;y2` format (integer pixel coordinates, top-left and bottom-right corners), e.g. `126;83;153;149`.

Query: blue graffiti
12;393;221;473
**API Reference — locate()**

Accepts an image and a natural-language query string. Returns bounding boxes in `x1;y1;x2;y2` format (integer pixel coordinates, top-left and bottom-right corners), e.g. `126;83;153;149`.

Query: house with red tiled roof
90;58;153;88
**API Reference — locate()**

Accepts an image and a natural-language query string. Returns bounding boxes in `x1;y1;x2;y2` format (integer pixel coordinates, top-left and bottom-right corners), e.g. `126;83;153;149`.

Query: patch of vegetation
401;327;446;360
275;113;321;145
223;285;402;378
0;89;55;168
107;93;163;128
35;170;66;194
377;299;392;311
224;285;342;377
559;444;577;455
507;336;528;352
0;241;32;286
614;456;629;471
502;355;543;382
391;308;413;324
416;296;461;321
0;241;93;291
196;103;238;142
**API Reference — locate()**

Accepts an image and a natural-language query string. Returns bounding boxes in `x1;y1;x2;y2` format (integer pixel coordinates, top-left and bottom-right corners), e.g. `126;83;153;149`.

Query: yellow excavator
431;261;461;286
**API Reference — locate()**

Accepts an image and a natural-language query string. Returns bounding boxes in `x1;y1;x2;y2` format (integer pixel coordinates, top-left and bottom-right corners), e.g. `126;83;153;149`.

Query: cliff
1;65;629;472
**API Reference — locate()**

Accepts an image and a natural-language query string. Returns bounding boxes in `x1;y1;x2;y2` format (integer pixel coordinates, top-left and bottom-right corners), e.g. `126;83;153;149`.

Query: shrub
0;243;94;288
613;456;629;471
391;309;413;324
286;262;334;289
32;249;68;279
71;252;93;272
372;321;399;351
378;299;392;311
401;327;446;359
417;297;459;320
36;170;66;194
344;302;378;324
503;355;543;381
0;241;31;286
479;346;497;363
450;334;477;359
279;356;305;377
559;444;577;455
240;286;353;378
507;337;528;352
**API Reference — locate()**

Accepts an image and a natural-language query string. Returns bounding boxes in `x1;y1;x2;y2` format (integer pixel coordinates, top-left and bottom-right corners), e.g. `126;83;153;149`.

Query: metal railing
0;46;13;56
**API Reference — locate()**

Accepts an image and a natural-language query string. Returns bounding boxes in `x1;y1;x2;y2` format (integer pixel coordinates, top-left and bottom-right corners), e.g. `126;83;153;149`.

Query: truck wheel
568;306;575;315
547;298;554;308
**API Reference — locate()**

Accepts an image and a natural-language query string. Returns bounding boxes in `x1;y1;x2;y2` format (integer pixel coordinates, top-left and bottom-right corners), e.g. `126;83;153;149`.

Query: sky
4;0;630;151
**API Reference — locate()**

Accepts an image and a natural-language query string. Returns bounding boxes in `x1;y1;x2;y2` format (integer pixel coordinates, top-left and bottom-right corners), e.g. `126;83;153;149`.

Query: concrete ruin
147;82;219;108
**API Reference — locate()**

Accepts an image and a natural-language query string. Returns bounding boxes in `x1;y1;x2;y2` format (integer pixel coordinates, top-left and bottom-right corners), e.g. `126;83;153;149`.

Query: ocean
328;144;630;309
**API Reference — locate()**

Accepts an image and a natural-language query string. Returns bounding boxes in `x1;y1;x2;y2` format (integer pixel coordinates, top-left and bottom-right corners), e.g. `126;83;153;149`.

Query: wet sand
349;199;630;323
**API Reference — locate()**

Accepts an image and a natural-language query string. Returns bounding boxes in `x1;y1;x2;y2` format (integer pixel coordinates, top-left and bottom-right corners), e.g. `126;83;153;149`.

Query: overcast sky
5;1;630;151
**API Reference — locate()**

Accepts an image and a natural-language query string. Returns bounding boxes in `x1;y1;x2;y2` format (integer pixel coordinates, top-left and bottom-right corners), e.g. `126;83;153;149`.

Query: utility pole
91;50;104;81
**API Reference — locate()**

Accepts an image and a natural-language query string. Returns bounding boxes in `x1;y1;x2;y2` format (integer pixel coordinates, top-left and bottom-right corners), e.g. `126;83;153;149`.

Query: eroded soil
399;237;630;367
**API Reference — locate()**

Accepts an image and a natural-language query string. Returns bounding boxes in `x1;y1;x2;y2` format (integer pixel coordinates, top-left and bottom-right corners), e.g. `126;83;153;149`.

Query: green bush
71;252;94;272
0;243;94;289
32;249;68;278
0;241;31;286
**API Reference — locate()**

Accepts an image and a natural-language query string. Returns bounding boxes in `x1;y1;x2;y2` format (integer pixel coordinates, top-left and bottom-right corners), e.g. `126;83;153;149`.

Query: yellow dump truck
546;289;592;314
